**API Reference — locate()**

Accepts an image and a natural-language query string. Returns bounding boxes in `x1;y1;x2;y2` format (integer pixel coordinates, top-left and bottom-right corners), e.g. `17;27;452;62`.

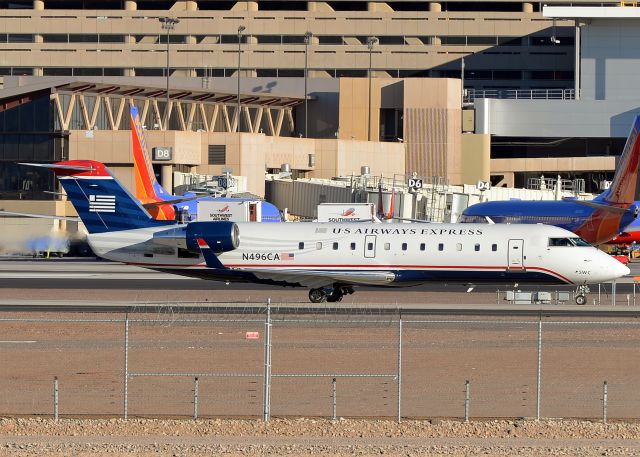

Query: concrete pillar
231;1;258;11
33;1;44;75
308;2;334;12
368;2;393;12
429;3;442;45
124;0;137;10
171;0;197;11
161;165;173;193
522;2;533;13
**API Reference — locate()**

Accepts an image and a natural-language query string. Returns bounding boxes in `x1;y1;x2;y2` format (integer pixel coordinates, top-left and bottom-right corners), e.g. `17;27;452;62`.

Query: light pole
159;17;179;130
237;25;246;132
367;36;378;141
304;31;312;138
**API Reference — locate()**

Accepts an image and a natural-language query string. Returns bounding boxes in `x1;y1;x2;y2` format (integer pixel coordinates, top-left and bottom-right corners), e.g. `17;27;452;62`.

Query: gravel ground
3;418;640;456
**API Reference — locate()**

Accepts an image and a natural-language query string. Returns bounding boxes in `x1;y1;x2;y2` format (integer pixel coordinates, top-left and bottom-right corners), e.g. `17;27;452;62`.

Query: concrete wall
581;18;640;101
475;98;640;138
461;133;490;185
403;78;462;182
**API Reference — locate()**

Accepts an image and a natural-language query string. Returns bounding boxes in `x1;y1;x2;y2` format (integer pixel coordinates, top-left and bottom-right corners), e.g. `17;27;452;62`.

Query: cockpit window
548;237;591;247
548;237;574;247
570;237;591;246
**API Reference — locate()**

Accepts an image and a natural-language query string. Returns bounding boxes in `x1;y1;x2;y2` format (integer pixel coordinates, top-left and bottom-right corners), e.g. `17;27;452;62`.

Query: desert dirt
3;417;640;456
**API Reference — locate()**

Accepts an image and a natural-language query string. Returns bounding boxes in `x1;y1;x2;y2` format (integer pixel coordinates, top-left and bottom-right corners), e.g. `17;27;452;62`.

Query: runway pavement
0;257;639;313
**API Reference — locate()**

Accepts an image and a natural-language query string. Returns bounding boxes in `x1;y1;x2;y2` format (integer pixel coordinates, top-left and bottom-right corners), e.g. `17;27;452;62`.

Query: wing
236;267;396;288
0;210;80;222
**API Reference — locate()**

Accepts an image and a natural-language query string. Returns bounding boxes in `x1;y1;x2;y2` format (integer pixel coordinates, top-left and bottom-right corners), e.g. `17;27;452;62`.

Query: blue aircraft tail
43;160;174;234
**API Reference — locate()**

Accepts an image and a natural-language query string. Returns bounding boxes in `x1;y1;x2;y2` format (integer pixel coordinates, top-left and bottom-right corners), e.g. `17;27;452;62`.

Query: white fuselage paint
87;222;629;287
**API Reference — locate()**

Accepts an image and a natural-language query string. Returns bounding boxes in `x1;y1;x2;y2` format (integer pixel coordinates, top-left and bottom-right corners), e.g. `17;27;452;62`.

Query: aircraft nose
615;261;631;278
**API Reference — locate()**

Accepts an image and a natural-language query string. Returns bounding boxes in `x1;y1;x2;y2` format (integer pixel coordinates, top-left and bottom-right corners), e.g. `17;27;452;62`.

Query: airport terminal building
1;0;640;242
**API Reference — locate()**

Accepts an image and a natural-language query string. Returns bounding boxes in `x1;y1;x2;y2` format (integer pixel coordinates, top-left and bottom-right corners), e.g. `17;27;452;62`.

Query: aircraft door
364;235;377;258
507;239;525;270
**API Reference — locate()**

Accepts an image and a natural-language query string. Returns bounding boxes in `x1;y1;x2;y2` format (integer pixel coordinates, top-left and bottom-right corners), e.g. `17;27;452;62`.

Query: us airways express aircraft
36;160;629;304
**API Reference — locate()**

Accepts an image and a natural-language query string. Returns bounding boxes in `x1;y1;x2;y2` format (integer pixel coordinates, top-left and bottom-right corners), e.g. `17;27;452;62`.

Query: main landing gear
575;285;590;305
308;286;355;303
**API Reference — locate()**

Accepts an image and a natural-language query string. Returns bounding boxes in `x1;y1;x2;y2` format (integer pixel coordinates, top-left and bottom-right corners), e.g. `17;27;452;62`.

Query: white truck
196;200;262;222
316;203;377;222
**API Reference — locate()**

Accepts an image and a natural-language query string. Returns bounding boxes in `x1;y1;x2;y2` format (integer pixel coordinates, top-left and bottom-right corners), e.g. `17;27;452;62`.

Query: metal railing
464;88;575;103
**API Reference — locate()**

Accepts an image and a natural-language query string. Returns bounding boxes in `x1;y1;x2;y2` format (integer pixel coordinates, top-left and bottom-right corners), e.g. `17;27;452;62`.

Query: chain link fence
1;304;639;421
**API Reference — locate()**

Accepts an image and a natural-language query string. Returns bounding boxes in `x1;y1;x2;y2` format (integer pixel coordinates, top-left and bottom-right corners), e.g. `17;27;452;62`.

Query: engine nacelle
185;221;240;253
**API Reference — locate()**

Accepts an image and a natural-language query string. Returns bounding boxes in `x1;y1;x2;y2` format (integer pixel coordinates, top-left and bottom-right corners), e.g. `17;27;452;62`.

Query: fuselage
460;200;636;245
87;222;629;287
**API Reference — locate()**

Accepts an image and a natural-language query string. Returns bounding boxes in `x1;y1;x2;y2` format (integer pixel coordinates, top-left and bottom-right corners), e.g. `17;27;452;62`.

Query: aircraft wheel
309;288;327;303
327;288;345;303
575;295;587;306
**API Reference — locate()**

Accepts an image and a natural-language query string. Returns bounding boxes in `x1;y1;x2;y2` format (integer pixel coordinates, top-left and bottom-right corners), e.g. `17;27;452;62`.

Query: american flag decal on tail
89;195;116;213
281;252;295;261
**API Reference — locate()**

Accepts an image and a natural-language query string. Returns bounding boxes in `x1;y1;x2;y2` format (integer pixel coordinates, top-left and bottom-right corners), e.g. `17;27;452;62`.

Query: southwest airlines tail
47;160;172;234
130;105;175;220
598;115;640;206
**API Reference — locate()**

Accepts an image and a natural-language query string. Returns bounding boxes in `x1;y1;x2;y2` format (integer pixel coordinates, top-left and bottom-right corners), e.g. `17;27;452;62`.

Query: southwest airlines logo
341;208;356;216
89;195;116;213
218;205;230;212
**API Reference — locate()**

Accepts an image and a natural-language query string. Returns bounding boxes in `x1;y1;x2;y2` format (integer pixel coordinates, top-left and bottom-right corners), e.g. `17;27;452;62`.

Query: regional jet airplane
33;160;630;304
460;115;640;245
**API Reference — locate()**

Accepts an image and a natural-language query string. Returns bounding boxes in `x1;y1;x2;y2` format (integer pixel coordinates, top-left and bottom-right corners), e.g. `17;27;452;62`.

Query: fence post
464;380;470;422
598;283;601;306
332;377;337;421
397;316;402;423
53;376;59;421
193;377;199;420
612;281;617;306
536;315;542;421
263;298;272;422
603;381;608;424
634;282;636;306
123;313;129;420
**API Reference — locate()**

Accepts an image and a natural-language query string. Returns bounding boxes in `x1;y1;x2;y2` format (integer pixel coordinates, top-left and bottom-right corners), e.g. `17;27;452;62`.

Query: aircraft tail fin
600;115;640;206
130;106;175;220
28;160;172;234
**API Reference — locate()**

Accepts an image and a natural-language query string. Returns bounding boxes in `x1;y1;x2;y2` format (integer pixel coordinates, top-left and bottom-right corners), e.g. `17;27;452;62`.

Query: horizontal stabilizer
0;210;80;222
141;194;203;209
19;162;95;172
563;198;631;214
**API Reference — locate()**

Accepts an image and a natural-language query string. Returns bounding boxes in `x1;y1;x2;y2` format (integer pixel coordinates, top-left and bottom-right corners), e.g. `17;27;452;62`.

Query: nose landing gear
574;285;590;305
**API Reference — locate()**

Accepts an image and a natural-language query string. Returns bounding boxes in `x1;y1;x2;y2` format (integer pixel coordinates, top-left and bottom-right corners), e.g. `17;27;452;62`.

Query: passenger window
474;244;480;252
456;243;462;251
401;242;407;251
316;242;322;250
384;242;391;250
333;242;338;250
420;243;426;251
492;244;497;252
367;242;374;250
350;242;356;250
438;243;444;251
298;242;304;250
